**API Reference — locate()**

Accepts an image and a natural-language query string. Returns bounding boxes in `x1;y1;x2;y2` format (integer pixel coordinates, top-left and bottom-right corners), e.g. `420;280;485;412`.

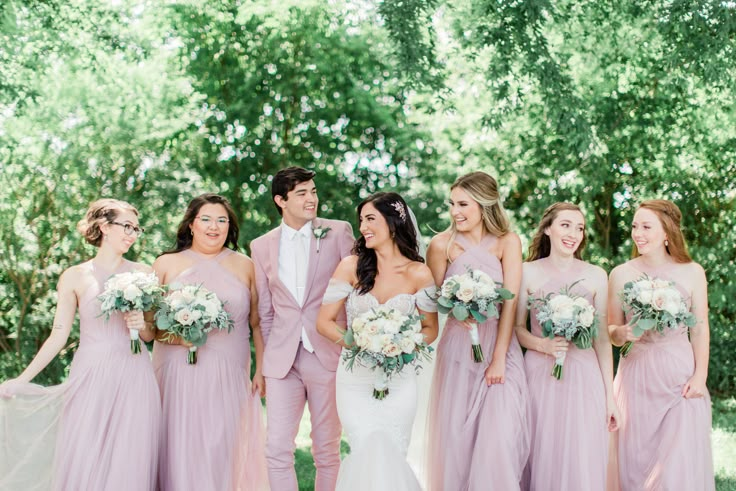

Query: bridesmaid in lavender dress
426;172;529;490
608;199;714;490
0;199;160;490
152;194;269;491
514;203;619;490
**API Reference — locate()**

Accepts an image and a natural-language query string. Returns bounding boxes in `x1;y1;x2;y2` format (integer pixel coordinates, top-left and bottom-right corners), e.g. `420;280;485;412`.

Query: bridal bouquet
98;270;165;354
619;275;695;357
342;306;431;400
436;268;514;363
528;281;599;379
155;284;233;364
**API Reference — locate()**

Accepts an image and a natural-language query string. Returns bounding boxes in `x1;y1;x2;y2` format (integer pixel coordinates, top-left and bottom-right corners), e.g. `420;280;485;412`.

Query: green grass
292;397;736;490
714;396;736;490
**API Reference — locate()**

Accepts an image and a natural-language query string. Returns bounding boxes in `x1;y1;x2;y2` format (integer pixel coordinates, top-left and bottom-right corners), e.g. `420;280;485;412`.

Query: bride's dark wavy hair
354;192;423;294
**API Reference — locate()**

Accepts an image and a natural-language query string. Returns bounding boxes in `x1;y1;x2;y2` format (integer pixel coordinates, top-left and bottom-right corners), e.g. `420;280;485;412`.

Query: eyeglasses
195;216;230;226
109;221;145;236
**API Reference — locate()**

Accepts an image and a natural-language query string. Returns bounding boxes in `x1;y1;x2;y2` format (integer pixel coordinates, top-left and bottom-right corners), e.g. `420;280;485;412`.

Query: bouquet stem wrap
468;322;484;363
373;370;389;400
620;341;634;358
188;346;198;365
129;329;141;355
552;351;566;380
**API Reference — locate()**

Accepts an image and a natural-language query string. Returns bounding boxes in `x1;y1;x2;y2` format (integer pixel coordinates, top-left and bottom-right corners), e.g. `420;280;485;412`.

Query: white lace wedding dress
323;280;437;491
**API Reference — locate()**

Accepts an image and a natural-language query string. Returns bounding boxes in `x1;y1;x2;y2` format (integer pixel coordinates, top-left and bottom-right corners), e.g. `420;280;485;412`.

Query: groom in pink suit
251;167;354;491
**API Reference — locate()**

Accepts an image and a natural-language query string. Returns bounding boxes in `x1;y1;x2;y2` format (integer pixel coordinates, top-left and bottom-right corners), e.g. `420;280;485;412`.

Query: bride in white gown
317;192;438;491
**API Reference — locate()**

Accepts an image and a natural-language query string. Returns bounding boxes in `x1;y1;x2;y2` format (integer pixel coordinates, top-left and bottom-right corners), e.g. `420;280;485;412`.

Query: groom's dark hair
271;166;316;215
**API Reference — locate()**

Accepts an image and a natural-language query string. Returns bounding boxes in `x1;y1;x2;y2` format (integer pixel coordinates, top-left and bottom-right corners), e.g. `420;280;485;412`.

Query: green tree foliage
168;0;434;236
0;0;197;382
383;0;736;392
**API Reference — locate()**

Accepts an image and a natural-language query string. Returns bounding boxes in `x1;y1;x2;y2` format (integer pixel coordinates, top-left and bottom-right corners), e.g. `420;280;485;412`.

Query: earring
191;230;194;236
664;239;669;247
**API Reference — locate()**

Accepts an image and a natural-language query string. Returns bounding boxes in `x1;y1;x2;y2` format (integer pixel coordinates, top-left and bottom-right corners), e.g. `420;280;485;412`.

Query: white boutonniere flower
313;225;331;252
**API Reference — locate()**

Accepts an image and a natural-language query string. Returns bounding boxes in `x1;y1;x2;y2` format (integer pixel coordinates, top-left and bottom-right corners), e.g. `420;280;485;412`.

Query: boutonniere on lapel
313;224;331;253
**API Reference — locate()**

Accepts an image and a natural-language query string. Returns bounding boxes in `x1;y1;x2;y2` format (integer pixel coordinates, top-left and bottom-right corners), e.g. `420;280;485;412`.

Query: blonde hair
632;199;692;263
527;202;586;261
446;171;510;259
77;199;138;247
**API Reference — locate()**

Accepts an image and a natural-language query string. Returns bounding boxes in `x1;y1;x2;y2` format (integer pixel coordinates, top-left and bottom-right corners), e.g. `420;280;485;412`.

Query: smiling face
545;209;585;258
449;186;483;233
100;210;140;254
189;203;229;252
359;202;391;250
632;207;667;256
276;179;318;228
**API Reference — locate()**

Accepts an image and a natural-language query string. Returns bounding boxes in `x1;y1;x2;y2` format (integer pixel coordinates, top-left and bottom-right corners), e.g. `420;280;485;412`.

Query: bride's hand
484;357;506;386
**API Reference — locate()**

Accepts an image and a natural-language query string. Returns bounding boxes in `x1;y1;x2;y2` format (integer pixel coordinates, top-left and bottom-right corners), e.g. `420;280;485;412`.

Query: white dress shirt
279;221;314;352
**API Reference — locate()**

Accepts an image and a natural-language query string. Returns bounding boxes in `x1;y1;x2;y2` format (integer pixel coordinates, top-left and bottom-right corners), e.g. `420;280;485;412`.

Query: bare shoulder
428;232;451;252
680;261;706;284
608;261;637;288
59;262;87;284
500;231;522;249
229;250;253;267
153;252;179;271
333;255;359;283
407;261;434;287
582;262;608;283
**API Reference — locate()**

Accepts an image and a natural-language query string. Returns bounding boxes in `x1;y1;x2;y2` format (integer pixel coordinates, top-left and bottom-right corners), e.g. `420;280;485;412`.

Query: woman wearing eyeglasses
0;198;161;490
151;193;268;491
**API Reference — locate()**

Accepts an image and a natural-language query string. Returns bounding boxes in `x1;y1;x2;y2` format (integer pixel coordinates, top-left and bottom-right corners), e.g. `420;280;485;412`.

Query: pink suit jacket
251;218;354;379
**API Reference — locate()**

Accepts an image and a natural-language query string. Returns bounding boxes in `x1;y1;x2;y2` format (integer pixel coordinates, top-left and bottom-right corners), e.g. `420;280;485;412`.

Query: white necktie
294;232;314;352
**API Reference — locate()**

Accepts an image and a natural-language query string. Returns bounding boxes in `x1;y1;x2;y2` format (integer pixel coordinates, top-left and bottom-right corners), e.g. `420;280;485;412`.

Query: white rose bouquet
436;268;514;363
154;284;234;364
98;270;165;354
528;281;599;379
619;274;695;357
342;306;432;400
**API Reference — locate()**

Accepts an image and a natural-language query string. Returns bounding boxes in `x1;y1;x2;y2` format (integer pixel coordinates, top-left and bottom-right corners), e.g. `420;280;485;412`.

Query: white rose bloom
123;284;142;302
653;279;671;289
456;286;475;303
651;289;670;311
551;306;575;325
414;333;426;345
364;323;379;336
412;321;422;333
473;270;493;284
475;283;495;299
382;342;402;357
399;336;416;353
573;297;590;308
661;288;683;316
352;317;366;333
189;309;203;322
174;308;195;326
356;333;370;349
579;307;595;327
383;320;402;335
203;304;220;321
637;288;653;305
441;282;456;298
549;295;575;312
181;289;196;303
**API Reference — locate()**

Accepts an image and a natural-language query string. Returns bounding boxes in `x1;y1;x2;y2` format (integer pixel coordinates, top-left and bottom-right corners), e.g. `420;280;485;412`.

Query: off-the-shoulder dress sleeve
415;284;438;312
322;279;353;305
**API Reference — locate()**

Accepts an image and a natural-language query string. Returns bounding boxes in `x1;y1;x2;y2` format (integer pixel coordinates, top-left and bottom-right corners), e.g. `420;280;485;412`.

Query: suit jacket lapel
304;220;323;301
269;226;299;305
